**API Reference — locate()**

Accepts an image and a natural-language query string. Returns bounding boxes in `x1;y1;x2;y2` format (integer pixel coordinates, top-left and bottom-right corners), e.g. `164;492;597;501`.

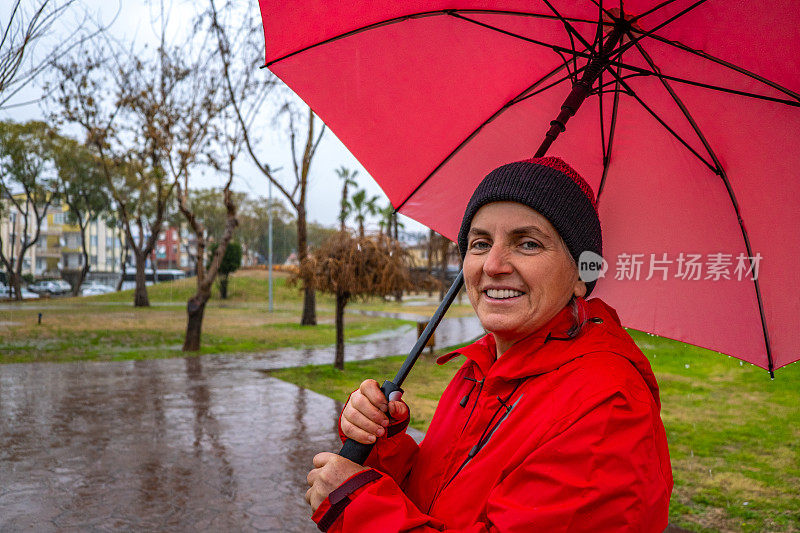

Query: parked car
0;282;40;299
27;280;71;296
80;282;115;296
20;288;40;299
27;281;60;295
51;280;72;294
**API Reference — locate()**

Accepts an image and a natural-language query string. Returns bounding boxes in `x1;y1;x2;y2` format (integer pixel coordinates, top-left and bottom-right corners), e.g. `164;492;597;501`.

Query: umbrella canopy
259;1;800;374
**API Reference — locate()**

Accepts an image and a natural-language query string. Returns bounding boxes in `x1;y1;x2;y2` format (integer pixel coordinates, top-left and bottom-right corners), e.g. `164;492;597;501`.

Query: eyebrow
469;225;553;240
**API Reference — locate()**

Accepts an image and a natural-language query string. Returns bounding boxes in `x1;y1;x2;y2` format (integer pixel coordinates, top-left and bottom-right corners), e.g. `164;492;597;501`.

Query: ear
573;279;587;299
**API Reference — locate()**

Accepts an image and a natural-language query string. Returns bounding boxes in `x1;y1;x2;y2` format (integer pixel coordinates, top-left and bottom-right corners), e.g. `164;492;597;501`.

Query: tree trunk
219;273;229;299
393;215;403;302
183;291;210;351
302;286;316;325
133;251;150;307
297;204;316;325
71;264;89;296
73;217;90;296
8;270;22;301
116;240;129;292
13;259;24;301
439;238;450;300
427;229;435;297
334;292;348;370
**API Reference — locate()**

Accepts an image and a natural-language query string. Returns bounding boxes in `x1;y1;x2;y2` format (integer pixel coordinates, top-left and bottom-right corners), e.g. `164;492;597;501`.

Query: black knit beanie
457;157;603;296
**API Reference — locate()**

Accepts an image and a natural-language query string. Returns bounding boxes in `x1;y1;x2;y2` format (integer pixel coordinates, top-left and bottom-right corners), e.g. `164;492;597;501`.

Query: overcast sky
0;0;427;235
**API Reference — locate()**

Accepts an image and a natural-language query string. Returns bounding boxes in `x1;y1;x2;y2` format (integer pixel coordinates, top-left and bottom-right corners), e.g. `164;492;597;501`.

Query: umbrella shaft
394;270;465;387
535;27;624;158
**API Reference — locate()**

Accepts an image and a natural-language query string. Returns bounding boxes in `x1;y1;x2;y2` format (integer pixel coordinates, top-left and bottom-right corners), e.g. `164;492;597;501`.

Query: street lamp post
9;212;17;298
268;180;274;313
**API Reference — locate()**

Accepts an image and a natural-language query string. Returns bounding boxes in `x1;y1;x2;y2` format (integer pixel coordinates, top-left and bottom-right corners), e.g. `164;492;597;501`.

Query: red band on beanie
523;156;597;212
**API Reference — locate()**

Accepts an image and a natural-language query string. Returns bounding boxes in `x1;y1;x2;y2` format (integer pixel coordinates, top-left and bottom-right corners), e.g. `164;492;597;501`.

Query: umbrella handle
339;380;403;464
338;271;465;465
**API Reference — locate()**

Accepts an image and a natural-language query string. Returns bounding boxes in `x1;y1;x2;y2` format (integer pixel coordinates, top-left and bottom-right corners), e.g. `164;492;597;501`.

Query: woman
306;157;673;532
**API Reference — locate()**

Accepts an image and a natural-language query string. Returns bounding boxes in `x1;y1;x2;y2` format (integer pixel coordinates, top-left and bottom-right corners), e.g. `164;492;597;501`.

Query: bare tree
0;0;105;111
209;0;325;325
52;135;110;295
0;120;56;299
150;4;249;351
170;98;242;351
52;39;177;307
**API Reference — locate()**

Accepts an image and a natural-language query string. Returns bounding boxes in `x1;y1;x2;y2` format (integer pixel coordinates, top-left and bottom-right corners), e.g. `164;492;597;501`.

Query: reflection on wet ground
0;313;478;531
208;314;483;371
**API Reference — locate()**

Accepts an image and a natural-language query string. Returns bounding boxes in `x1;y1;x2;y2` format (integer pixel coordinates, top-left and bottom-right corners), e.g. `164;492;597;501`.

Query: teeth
486;289;523;299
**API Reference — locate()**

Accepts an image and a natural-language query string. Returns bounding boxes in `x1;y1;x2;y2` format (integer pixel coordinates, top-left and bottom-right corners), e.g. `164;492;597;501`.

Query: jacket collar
438;299;633;381
438;301;579;378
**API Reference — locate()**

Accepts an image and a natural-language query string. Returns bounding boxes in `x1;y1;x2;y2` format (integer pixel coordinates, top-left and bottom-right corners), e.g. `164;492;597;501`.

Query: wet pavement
212;313;483;371
0;313;480;532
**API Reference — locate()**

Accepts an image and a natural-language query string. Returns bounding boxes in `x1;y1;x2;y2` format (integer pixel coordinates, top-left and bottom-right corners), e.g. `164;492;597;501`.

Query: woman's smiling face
463;202;586;356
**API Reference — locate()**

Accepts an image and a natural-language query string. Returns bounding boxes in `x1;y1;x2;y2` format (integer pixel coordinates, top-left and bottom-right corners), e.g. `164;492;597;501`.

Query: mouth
484;288;524;300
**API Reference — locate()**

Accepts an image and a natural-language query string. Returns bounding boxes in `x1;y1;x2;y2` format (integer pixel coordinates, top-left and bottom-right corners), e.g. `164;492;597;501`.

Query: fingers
305;481;324;512
359;379;388;413
312;452;333;469
341;410;382;444
347;392;389;427
388;400;409;420
341;380;390;443
305;454;369;514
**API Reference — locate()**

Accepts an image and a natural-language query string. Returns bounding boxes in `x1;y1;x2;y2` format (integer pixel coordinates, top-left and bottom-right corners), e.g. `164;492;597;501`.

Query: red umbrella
259;1;800;379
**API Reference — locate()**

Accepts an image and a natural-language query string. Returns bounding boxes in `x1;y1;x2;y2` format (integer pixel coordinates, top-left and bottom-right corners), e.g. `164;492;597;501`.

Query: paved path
0;313;481;532
0;309;687;532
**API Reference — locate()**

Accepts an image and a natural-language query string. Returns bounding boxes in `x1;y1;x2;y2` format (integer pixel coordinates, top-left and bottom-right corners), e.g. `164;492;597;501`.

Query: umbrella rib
599;71;606;164
540;0;594;52
604;67;716;172
446;12;597;61
510;67;590;105
630;34;776;376
610;0;711;59
264;10;595;68
394;62;572;212
596;73;648;89
639;32;800;102
451;14;798;107
449;14;660;77
629;0;684;24
597;64;623;204
604;62;800;107
537;0;595;79
597;0;606;165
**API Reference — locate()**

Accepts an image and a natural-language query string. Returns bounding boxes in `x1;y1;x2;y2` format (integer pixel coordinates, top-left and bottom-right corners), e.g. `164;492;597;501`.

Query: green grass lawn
0;271;413;363
271;331;800;533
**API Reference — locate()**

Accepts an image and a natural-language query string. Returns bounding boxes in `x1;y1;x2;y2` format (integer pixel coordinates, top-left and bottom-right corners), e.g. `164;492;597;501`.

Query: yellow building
1;199;123;279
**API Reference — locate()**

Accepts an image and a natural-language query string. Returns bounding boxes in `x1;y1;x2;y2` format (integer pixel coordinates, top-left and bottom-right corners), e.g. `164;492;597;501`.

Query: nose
483;243;513;277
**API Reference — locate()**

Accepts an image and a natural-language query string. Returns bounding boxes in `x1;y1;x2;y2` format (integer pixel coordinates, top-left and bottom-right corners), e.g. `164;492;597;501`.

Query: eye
520;240;542;251
469;239;490;252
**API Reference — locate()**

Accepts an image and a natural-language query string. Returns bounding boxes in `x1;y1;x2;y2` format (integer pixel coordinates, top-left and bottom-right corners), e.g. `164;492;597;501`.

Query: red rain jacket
313;298;673;532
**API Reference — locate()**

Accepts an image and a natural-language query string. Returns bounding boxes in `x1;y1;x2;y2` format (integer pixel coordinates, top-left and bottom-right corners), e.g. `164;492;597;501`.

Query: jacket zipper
426;376;484;513
459;377;484;436
426;382;522;513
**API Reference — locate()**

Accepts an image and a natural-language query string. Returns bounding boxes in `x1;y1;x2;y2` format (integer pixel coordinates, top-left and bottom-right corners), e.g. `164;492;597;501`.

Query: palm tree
350;188;379;238
335;166;358;231
377;202;394;236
